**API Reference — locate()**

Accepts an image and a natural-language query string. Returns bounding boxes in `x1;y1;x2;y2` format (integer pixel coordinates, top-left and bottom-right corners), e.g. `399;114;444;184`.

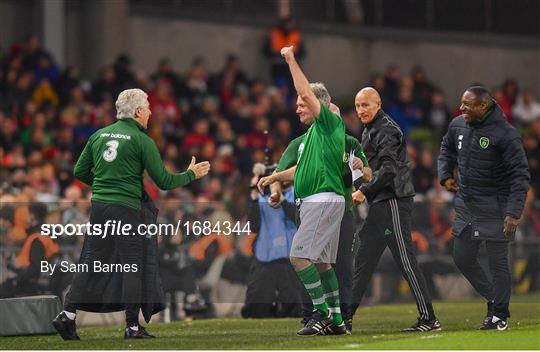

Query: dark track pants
242;259;304;318
64;201;144;326
350;197;435;321
453;226;511;318
301;209;355;320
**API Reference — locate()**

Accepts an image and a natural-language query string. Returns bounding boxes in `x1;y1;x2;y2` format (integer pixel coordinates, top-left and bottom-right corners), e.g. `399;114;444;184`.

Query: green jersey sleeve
315;103;342;132
345;134;369;166
141;134;195;190
73;133;96;186
276;135;305;172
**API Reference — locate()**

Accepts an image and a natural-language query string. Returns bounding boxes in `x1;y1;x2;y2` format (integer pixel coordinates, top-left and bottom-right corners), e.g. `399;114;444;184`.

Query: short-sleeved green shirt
277;132;368;209
292;104;346;199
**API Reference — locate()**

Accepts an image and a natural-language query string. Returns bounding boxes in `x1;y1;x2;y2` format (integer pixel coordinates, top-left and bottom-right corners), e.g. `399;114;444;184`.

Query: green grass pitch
2;294;539;350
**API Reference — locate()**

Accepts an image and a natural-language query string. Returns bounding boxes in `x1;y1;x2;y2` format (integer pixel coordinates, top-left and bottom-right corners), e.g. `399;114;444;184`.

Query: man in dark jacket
438;86;530;331
52;88;210;340
349;87;440;332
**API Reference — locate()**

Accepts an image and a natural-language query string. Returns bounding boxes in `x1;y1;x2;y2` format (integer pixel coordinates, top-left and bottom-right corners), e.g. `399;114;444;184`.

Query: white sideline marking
419;334;442;339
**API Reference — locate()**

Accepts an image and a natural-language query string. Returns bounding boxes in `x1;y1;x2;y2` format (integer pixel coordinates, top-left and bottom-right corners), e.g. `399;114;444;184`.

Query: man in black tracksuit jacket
438;86;530;331
349;87;440;332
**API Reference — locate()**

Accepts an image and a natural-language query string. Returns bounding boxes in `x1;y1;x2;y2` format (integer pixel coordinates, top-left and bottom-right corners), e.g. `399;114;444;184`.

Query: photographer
241;163;303;318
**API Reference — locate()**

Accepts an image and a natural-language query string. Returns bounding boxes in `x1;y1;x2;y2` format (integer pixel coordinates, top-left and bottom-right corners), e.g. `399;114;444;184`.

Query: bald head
355;87;382;125
356;87;382;104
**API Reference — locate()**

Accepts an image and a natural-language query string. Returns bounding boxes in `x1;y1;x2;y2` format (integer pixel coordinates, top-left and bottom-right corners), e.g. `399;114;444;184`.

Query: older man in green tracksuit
258;45;348;336
52;88;210;340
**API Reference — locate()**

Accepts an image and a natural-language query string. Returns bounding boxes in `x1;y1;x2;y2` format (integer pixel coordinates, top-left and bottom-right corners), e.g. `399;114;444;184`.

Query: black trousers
242;258;304;318
350;197;435;321
300;209;355;320
453;226;511;318
64;201;144;326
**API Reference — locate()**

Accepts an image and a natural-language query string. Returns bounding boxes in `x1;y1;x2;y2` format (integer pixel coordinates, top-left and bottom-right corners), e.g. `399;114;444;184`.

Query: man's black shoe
344;319;353;334
483;301;495;327
52;312;80;340
402;318;441;332
323;321;350;335
297;310;333;336
124;325;156;338
300;317;310;326
480;318;508;331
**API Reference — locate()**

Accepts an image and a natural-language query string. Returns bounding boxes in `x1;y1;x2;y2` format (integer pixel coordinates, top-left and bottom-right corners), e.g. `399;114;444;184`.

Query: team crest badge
479;137;490;149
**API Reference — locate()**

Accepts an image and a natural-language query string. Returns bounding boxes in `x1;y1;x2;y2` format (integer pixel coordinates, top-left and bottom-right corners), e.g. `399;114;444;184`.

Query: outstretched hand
352;190;366;204
188;156;210;179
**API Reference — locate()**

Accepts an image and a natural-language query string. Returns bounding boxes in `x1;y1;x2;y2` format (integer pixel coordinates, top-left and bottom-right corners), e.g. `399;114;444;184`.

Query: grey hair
309;82;331;107
115;88;148;119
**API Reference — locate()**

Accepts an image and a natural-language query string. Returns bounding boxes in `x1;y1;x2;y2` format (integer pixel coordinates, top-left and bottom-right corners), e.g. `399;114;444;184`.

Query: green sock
320;267;343;325
297;264;329;317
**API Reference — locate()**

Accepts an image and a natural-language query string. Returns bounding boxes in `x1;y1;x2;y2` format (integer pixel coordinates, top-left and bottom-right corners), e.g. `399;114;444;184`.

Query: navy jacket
438;104;530;241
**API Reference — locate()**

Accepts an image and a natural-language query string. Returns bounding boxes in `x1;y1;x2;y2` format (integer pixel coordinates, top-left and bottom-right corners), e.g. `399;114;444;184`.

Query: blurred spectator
523;121;540;193
242;173;302;318
493;87;513;123
210;54;248;108
264;16;305;94
387;78;424;133
0;203;60;298
151;57;181;97
369;73;391;108
383;64;401;105
180;57;210;113
183;119;216;157
411;66;434;110
502;78;519;106
21;33;53;73
425;90;452;137
512;89;540;127
91;66;120;104
413;150;436;196
112;53;136;90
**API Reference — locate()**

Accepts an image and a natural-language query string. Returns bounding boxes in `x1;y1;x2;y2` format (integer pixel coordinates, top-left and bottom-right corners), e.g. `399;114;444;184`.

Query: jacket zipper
462;128;475;202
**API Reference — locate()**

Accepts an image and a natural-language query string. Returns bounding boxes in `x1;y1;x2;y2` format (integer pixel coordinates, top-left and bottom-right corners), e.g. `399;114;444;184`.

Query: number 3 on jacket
103;140;119;162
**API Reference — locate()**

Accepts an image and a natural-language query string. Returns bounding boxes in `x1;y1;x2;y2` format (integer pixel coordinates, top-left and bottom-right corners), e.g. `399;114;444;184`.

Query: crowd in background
1;31;539;313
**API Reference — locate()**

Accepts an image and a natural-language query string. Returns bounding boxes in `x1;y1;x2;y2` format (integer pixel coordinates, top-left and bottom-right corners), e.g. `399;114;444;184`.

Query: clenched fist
443;178;459;193
280;46;295;63
188;156;210;179
352;190;366;204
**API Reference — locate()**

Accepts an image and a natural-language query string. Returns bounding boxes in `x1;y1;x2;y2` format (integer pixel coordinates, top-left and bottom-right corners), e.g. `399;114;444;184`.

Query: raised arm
280;46;321;118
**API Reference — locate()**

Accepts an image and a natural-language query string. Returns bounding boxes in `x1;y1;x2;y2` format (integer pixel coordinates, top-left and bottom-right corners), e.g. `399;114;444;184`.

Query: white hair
115;88;148;119
309;82;331;107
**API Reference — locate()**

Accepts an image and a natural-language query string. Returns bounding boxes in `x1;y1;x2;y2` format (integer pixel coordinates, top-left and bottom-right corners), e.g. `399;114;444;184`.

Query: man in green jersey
52;88;210;340
257;46;348;336
275;126;372;333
